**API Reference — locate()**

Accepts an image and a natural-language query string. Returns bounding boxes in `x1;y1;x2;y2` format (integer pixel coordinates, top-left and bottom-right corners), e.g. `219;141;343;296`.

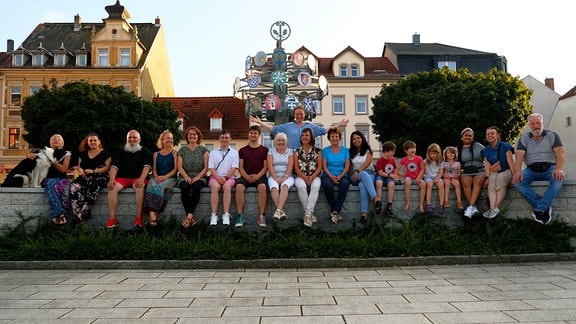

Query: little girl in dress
442;146;463;209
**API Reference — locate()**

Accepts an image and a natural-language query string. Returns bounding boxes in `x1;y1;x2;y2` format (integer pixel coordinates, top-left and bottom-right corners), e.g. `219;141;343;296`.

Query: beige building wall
548;95;575;178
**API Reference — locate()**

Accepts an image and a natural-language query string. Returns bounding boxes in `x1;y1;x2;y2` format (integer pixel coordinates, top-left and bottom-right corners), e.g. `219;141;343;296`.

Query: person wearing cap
513;113;565;224
457;127;485;218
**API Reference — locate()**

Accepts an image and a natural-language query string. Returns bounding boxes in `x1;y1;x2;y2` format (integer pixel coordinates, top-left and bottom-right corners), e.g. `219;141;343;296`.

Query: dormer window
32;54;44;66
351;64;359;77
208;109;224;131
12;54;24;66
54;54;66;67
339;64;347;77
76;54;87;67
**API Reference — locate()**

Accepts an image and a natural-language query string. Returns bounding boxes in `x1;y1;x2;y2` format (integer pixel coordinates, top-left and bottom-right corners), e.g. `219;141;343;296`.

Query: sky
1;0;574;97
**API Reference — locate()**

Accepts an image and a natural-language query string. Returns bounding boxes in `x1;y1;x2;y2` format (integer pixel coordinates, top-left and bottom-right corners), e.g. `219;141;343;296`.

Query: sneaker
375;200;382;215
438;205;445;215
547;207;553;224
134;215;143;227
336;212;343;223
104;218;119;229
303;215;312;227
310;214;318;223
489;208;500;219
385;204;394;216
471;206;479;216
257;214;267;227
533;209;550;224
235;213;245;227
210;214;218;226
279;210;288;220
360;214;367;225
463;206;474;218
483;209;492;218
273;209;282;220
425;204;434;213
222;213;231;226
330;211;339;224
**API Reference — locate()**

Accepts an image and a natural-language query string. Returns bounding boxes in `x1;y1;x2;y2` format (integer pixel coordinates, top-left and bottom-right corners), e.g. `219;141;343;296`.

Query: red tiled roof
153;96;248;139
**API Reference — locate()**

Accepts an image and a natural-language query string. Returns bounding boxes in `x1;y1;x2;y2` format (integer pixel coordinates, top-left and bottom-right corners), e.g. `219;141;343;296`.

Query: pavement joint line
1;253;576;270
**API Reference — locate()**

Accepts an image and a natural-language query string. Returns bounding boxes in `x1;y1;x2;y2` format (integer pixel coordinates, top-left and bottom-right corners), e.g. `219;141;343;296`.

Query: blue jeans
514;165;564;211
350;171;377;213
321;175;350;213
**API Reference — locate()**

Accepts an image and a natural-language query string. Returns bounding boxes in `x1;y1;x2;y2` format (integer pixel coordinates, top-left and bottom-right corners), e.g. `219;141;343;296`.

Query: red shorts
116;177;148;188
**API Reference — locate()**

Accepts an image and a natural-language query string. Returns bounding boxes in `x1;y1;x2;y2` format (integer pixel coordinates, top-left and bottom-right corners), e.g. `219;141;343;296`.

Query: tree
370;68;533;156
21;81;180;163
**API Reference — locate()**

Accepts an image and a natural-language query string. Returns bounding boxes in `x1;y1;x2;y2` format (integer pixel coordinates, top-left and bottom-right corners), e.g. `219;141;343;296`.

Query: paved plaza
1;261;576;323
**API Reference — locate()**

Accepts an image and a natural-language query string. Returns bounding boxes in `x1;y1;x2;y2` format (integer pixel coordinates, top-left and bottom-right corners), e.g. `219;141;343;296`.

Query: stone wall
0;180;574;230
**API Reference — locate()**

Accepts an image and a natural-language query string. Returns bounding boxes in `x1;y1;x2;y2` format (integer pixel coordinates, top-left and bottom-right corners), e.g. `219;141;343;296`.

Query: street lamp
233;21;329;125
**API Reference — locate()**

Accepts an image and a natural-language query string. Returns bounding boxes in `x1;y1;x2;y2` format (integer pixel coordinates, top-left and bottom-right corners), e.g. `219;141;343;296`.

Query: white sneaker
210;214;218;226
303;215;312;227
463;206;473;218
257;214;267;227
311;214;317;223
273;209;282;220
489;208;500;219
222;213;230;226
279;210;287;220
483;209;492;218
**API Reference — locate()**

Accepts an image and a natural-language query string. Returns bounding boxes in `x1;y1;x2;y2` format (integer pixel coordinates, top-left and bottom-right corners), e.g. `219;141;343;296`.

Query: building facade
0;1;173;168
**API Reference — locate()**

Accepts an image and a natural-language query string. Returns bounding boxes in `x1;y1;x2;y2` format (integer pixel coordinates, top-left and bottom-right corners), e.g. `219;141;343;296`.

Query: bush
1;213;574;261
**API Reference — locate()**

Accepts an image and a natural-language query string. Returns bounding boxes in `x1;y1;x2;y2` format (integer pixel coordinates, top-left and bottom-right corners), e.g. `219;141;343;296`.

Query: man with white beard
513;113;566;225
105;130;153;231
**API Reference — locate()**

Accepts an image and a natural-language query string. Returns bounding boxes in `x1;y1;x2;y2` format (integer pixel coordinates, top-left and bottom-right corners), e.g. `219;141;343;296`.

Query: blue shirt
272;122;326;149
322;146;350;177
482;141;514;171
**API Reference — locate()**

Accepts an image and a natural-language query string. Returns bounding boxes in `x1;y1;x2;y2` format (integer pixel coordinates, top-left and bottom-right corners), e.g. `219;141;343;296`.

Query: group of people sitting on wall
1;109;566;230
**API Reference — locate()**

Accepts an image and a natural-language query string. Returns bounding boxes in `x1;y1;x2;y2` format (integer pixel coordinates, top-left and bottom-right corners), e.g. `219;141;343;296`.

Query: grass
1;212;575;261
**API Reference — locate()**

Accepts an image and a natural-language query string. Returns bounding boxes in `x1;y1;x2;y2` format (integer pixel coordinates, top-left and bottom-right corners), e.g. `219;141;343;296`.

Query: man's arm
552;145;566;181
250;116;274;132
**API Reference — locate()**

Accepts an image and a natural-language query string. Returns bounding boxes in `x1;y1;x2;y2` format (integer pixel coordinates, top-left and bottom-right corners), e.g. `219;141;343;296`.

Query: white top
208;147;239;177
269;147;293;178
424;161;441;178
351;152;374;172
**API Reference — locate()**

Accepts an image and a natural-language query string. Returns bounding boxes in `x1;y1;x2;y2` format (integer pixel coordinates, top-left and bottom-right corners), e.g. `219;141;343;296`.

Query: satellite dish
319;75;328;93
306;55;316;75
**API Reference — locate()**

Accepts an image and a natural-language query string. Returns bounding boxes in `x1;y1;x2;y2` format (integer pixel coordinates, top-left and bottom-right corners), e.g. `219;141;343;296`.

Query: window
12;54;24;66
9;128;20;149
438;60;456;70
339;129;346;147
339;64;347;77
567;117;572;126
55;54;66;66
332;96;344;114
32;54;43;66
355;96;367;114
351;64;359;77
204;143;215;151
10;86;22;106
76;54;87;66
119;48;131;66
262;131;273;148
355;125;370;145
97;49;109;66
30;86;42;94
210;117;222;130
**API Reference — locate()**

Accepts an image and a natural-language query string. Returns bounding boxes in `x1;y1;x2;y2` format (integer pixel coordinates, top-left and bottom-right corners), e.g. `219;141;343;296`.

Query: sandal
146;212;159;227
181;214;197;229
52;214;67;225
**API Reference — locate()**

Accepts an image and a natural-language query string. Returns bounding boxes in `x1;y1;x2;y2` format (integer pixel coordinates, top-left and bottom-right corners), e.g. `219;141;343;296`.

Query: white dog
13;147;70;188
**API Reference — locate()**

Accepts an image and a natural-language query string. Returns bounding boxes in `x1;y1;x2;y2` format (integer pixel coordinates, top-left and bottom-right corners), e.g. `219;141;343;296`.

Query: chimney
155;16;161;26
412;33;420;46
544;78;555;91
7;39;14;51
74;14;82;31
